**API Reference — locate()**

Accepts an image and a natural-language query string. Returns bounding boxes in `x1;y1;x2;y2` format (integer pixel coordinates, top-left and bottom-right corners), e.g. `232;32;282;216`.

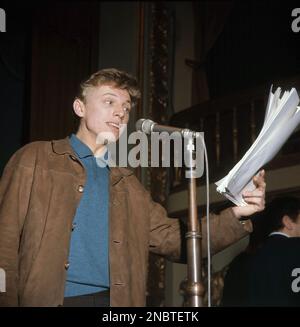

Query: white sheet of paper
216;86;300;206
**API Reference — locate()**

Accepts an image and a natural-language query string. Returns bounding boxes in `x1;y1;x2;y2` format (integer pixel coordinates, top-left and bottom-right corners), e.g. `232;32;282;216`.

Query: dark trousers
63;290;110;307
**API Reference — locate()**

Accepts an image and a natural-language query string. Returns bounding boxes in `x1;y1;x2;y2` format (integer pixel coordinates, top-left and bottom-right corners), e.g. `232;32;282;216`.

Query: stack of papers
216;86;300;206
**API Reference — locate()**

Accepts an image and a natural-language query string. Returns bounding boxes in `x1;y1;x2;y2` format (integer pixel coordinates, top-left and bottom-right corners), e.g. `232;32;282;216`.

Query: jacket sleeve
0;151;34;307
147;191;252;262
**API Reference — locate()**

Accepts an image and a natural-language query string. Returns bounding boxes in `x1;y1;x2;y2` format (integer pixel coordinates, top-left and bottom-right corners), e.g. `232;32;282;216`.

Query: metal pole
180;136;205;307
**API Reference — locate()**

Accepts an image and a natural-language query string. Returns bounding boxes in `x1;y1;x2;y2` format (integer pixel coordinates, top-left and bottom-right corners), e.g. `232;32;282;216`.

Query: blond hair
76;68;141;107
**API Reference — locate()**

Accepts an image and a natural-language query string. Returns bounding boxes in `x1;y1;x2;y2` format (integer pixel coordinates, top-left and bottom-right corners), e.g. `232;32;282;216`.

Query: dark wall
0;2;99;175
0;3;31;174
29;2;99;142
206;1;300;98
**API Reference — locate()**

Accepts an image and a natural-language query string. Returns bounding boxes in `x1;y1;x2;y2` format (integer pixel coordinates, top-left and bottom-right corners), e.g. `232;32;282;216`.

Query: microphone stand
180;134;205;307
136;119;205;306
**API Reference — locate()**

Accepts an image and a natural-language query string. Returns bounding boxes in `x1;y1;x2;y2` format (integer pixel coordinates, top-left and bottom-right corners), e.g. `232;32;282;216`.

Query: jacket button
77;185;84;193
64;262;70;270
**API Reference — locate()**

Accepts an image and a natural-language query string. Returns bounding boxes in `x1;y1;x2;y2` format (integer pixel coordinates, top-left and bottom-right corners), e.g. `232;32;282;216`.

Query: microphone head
135;118;154;134
135;118;145;132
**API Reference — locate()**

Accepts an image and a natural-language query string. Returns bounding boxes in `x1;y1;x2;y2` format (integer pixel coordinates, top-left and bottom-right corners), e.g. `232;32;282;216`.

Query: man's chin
96;131;118;145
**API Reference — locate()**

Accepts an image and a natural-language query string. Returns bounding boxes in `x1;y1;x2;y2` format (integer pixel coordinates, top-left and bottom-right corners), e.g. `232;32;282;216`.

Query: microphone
135;118;201;138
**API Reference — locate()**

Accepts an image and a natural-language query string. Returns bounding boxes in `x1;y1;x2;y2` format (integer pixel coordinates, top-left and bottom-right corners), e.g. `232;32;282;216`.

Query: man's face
75;84;131;143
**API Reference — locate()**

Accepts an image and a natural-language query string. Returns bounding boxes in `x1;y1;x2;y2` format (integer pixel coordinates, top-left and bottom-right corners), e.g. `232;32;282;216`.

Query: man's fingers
253;169;266;189
243;189;265;198
243;175;265;210
253;178;266;189
244;196;265;205
239;169;266;214
243;196;265;209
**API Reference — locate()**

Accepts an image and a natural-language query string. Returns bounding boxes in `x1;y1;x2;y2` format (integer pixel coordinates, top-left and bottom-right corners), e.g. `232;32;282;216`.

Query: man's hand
232;170;266;219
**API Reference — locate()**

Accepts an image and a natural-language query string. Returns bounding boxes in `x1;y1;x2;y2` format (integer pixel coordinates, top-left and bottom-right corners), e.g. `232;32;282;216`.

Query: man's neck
75;130;106;156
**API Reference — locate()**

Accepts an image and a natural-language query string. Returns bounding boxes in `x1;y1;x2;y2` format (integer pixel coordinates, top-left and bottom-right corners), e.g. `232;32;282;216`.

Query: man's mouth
106;122;120;130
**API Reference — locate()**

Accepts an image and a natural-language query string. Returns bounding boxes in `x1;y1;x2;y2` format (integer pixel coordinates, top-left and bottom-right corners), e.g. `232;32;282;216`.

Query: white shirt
269;231;290;238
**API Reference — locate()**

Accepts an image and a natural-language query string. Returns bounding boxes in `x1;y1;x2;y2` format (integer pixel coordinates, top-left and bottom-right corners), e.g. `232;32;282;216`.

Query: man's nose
114;105;125;119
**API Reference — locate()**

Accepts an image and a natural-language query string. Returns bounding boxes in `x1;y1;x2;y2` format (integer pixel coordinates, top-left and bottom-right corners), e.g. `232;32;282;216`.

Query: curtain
29;2;99;141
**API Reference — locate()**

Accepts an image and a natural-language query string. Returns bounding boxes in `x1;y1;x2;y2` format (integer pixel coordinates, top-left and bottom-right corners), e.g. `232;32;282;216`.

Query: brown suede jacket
0;138;251;307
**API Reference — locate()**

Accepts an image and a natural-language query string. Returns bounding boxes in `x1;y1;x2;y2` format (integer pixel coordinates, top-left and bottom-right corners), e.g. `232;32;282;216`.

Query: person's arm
0;149;34;306
204;170;266;254
148;170;266;261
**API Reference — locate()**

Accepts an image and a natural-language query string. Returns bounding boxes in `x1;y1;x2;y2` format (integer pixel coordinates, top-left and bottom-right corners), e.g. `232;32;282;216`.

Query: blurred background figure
221;196;300;306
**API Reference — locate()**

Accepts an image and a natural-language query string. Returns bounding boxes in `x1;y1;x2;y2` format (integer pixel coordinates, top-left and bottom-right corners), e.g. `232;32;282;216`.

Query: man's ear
73;98;85;118
282;215;294;230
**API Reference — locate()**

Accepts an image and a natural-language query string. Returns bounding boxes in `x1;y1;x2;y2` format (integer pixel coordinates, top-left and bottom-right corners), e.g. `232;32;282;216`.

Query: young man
0;68;266;307
247;196;300;306
222;196;300;306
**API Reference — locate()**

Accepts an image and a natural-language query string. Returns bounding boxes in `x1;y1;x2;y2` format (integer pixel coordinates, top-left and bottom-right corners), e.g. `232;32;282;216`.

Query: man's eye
105;100;113;105
123;107;130;113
